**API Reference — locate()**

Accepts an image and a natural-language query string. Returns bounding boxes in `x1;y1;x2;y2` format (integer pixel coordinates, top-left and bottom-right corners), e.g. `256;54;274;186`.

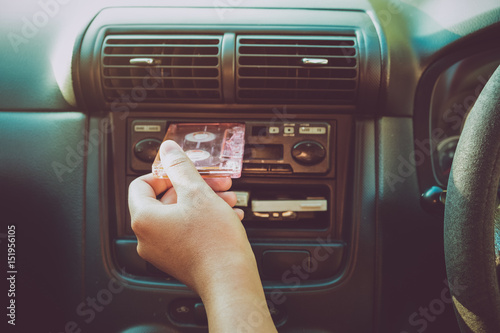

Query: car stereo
128;119;334;176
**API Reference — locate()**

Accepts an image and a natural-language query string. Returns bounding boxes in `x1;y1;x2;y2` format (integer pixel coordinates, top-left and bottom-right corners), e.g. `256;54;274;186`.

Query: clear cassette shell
152;123;246;178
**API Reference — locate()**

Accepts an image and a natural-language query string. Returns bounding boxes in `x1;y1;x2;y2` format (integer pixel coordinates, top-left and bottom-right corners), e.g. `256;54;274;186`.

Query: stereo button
299;126;326;134
291;141;326;165
234;191;250;207
134;124;161;132
269;127;280;134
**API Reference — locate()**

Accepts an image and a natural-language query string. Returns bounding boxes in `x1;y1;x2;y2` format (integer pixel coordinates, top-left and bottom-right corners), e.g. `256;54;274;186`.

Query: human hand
128;140;277;332
128;140;250;290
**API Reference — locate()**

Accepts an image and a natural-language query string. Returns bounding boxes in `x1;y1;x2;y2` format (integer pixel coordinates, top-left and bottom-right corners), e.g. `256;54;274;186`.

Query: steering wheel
444;64;500;332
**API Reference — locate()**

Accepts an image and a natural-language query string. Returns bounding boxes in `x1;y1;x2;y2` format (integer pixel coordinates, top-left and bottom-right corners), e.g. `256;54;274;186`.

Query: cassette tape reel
152;123;245;178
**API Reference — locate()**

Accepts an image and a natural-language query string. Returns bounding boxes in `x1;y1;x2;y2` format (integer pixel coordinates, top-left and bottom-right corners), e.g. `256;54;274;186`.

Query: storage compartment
114;240;345;283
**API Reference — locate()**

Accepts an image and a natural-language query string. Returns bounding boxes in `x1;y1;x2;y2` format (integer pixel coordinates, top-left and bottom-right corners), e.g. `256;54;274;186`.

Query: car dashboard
0;1;499;332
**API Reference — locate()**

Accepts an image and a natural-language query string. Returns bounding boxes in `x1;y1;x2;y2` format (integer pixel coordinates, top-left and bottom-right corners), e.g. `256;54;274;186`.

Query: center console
76;5;380;331
104;111;357;327
112;113;352;283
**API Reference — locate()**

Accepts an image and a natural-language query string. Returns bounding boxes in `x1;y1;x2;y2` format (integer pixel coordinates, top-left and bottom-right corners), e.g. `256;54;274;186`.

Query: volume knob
134;138;162;163
291;141;326;166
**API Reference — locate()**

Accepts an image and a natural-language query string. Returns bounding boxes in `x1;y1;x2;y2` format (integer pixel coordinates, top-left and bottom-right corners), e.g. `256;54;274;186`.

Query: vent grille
236;35;358;104
101;35;222;103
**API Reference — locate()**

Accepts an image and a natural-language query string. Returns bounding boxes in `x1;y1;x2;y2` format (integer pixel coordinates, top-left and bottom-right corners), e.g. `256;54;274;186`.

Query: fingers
128;174;170;213
159;187;177;204
217;191;237;207
161;189;237;207
130;173;172;198
233;208;245;220
204;177;232;192
159;140;212;200
131;173;172;197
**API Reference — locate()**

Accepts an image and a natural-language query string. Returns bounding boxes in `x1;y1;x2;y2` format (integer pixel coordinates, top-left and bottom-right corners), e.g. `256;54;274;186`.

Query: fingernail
161;140;182;156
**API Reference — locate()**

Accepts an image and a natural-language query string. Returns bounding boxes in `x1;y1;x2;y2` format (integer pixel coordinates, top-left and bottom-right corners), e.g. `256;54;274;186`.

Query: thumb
159;140;211;199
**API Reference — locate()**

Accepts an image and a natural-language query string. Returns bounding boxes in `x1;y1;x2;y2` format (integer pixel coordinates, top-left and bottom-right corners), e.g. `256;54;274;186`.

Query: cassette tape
152;123;245;178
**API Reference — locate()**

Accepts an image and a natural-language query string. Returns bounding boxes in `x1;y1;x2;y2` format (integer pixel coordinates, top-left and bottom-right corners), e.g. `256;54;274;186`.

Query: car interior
1;0;500;332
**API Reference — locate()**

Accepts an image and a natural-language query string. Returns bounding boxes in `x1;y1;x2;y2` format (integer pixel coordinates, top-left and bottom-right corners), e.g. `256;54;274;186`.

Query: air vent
236;35;358;104
101;35;222;104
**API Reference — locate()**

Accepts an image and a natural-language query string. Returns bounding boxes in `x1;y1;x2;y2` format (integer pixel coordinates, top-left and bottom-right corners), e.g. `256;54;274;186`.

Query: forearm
130;145;275;332
196;252;277;333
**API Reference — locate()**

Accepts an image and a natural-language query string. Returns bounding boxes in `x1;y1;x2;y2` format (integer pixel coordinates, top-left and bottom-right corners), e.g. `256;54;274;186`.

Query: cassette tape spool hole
185;131;216;143
183;130;216;162
186;149;211;161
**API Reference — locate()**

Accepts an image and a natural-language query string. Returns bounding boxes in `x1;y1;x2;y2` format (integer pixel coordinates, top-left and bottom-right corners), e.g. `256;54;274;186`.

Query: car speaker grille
101;35;222;103
236;35;358;104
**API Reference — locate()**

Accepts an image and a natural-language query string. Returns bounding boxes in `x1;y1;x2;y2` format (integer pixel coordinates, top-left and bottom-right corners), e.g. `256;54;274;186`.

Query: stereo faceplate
128;119;334;176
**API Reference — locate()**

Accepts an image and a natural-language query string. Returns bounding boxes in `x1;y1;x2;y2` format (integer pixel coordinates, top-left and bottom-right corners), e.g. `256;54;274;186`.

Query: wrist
195;251;276;332
194;248;261;299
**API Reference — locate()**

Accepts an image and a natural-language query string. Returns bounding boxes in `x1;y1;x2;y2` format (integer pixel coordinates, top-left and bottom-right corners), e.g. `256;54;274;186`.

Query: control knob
291;141;326;165
134;138;162;163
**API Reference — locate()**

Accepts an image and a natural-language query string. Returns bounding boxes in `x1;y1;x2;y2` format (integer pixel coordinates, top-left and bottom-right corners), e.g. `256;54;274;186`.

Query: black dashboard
1;1;499;332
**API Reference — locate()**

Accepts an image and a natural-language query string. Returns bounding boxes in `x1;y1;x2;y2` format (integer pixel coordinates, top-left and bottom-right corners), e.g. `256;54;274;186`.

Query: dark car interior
1;0;500;332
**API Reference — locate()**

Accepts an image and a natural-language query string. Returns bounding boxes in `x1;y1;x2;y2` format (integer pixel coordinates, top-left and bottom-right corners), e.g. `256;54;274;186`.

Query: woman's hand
128;140;277;332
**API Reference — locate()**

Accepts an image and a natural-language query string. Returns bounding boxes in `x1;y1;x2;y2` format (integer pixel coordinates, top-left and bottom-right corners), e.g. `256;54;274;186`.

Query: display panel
244;144;284;161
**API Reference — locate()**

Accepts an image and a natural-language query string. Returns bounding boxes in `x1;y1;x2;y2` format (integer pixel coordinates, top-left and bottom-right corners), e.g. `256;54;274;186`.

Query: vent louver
236;35;358;104
101;35;222;103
